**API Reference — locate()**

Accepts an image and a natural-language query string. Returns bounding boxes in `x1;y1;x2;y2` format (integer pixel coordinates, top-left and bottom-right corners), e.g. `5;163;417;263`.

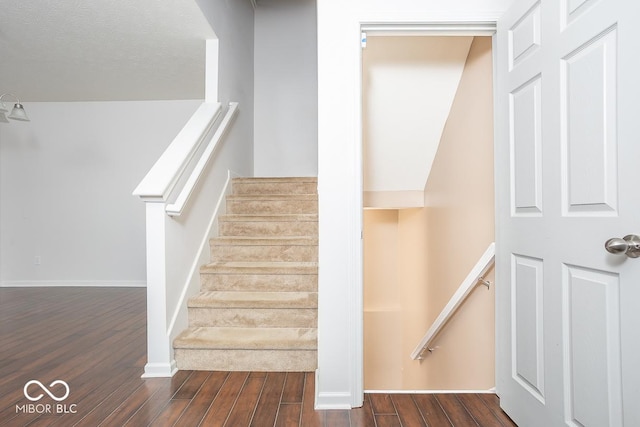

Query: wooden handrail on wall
410;242;495;360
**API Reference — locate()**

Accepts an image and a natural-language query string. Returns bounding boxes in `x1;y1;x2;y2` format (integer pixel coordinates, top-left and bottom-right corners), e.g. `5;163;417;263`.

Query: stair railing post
141;200;175;377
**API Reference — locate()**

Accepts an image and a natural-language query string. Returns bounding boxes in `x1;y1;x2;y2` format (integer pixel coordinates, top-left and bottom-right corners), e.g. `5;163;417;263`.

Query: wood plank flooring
0;288;516;426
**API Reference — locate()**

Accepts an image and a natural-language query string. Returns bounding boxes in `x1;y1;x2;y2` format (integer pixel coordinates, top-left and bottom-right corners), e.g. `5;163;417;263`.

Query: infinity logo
23;380;70;402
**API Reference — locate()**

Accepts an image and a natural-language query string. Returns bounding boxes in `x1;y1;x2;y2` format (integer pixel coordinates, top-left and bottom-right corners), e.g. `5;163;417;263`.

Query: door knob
605;235;640;258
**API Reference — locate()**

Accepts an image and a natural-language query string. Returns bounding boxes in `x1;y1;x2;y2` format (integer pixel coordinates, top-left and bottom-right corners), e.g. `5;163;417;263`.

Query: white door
496;0;640;425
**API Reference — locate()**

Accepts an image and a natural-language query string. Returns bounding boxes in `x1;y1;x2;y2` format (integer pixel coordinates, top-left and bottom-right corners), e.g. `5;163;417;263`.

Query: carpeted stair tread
211;236;318;246
201;261;317;275
174;327;317;350
188;291;317;308
210;246;317;263
219;214;318;222
199;273;316;292
226;194;317;201
226;198;317;215
232;177;317;183
218;215;318;238
230;178;317;196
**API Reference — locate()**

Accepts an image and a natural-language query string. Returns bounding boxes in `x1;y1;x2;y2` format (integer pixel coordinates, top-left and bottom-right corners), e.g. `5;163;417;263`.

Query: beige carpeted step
175;327;317;349
174;348;317;371
226;195;317;215
200;261;318;292
189;291;318;308
212;236;319;246
218;214;318;237
188;291;317;327
174;327;317;371
200;272;317;292
232;177;317;196
189;307;317;328
210;237;318;263
201;261;318;275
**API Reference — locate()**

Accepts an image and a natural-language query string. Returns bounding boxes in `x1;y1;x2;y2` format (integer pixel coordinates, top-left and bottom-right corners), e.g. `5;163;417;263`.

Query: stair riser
175;349;317;372
219;221;318;237
233;182;317;195
200;274;317;292
210;245;318;263
226;200;318;215
189;291;318;309
189;308;317;328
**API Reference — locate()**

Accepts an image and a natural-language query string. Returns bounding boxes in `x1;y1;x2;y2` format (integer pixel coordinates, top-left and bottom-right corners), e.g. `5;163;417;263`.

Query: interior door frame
356;20;500;399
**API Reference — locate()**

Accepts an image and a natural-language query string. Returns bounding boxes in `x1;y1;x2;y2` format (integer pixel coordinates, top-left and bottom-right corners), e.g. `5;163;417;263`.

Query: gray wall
0;100;201;285
254;0;318;177
196;0;255;167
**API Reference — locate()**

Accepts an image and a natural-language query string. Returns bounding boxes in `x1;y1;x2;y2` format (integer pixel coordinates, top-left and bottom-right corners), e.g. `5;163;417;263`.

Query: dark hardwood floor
0;287;516;426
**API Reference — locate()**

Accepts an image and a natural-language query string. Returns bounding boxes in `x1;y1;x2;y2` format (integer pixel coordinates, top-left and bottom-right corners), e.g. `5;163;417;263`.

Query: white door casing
496;0;640;426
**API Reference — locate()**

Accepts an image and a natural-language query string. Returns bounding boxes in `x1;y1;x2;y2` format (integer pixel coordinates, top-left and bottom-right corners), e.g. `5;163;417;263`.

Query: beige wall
363;37;495;390
363;210;404;389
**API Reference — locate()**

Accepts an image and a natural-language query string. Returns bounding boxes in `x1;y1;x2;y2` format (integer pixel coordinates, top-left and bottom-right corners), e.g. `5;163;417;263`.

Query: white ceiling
0;0;216;102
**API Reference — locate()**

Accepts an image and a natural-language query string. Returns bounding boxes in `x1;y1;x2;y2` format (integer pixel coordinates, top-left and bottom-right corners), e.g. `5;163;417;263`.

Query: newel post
140;200;175;377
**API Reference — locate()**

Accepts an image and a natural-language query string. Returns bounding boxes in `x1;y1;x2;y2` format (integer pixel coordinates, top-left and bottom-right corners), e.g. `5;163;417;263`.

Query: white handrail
410;242;495;360
165;102;239;216
133;102;222;201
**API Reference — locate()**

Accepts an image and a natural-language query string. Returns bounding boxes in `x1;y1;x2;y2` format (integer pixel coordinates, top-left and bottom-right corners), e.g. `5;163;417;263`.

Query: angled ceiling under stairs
363;36;474;209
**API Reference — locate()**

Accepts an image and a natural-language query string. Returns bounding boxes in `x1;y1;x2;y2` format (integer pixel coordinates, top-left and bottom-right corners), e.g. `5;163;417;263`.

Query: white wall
316;0;513;409
0;100;200;286
253;0;318;177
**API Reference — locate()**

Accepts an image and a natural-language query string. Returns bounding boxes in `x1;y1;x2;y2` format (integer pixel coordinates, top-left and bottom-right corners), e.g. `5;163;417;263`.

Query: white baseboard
0;280;146;288
314;370;355;409
142;361;178;378
364;388;496;394
314;392;354;410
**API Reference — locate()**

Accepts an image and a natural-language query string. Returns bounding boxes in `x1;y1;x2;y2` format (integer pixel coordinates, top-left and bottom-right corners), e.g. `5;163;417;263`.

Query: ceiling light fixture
0;93;30;122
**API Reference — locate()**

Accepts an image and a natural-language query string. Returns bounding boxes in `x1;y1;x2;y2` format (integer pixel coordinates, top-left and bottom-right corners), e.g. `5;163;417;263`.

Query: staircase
173;177;318;371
